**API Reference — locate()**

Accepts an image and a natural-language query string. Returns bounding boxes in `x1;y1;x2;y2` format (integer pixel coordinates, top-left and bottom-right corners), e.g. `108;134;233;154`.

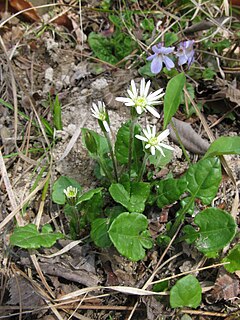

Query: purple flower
176;40;194;67
147;43;175;74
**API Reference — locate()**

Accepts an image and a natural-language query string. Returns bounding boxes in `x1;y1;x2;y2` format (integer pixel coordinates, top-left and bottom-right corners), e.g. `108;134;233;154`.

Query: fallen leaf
7;275;44;307
211;273;239;301
168;117;210;154
9;0;41;22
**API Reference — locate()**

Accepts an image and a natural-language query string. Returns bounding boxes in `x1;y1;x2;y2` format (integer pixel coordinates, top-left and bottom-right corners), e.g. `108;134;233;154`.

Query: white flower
64;186;78;199
91;101;110;132
135;125;174;156
116;78;164;118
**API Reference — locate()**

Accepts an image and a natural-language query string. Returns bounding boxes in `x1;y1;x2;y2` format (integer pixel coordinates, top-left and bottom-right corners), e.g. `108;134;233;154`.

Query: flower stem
128;116;137;178
137;152;148;182
168;197;195;238
97;156;114;183
104;132;118;182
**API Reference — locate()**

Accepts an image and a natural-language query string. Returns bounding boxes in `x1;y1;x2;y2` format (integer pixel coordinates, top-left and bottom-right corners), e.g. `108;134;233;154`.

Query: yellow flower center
135;96;147;108
149;137;158;146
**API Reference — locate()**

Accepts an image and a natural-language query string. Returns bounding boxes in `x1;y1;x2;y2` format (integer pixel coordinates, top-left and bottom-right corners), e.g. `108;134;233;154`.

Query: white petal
92;103;99;112
135;134;148;142
140;78;145;96
127;89;136;100
145;144;151;149
150;146;156;155
130;80;138;96
146;106;160;118
116;97;133;103
148;90;165;100
157;129;170;142
103;121;110;132
91;113;98;119
144;126;152;139
136;106;143;114
152;125;156;137
159;143;174;151
144;80;151;97
156;146;165;156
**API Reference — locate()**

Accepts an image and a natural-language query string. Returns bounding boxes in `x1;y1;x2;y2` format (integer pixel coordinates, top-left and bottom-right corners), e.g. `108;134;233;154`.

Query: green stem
137;153;149;182
168;197;195;238
128;116;137;178
104;132;118;182
170;119;191;164
97;156;114;183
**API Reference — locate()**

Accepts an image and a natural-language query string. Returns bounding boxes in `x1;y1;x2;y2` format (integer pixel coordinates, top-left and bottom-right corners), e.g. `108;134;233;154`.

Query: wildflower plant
48;72;239;266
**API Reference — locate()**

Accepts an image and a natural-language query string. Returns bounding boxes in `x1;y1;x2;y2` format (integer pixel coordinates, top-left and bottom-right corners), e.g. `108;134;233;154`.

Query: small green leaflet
222;244;240;273
10;224;64;249
91;218;112;248
108;212;153;261
204;136;240;158
184;157;222;205
109;182;150;213
156;178;187;208
170;275;202;308
184;208;237;257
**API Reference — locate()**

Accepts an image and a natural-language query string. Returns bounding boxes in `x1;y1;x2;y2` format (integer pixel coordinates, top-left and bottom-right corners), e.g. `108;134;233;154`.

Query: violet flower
176;40;195;67
147;43;175;74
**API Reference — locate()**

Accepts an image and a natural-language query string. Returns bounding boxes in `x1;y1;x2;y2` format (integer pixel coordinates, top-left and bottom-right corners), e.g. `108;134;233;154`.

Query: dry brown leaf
7;275;44;307
211;273;240;301
214;78;240;106
169;117;210;154
9;0;41;22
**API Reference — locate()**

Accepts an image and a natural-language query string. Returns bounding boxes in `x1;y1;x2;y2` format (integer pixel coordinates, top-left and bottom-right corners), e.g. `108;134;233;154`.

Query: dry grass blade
30;254;55;299
0;150;24;226
58;117;88;162
38;240;83;258
57;285;166;302
0;171;50;231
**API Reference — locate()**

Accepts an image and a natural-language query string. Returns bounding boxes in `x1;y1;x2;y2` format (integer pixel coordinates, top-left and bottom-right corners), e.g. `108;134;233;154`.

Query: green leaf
153;280;169;293
202;68;216;80
82;128;109;158
109;182;150;213
81;190;103;222
53;95;63;130
156;178;187;208
91;218;112;248
204;136;240;158
138;62;155;77
184;157;222;205
52;176;82;205
113;31;137;60
115;121;144;168
40;117;54;137
163;73;186;129
76;187;102;205
148;148;173;169
182;225;198;243
164;32;178;46
170;275;202;308
222;244;240;273
140;18;154;32
88;32;118;65
193;208;237;256
108;212;153;261
10;224;64;249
